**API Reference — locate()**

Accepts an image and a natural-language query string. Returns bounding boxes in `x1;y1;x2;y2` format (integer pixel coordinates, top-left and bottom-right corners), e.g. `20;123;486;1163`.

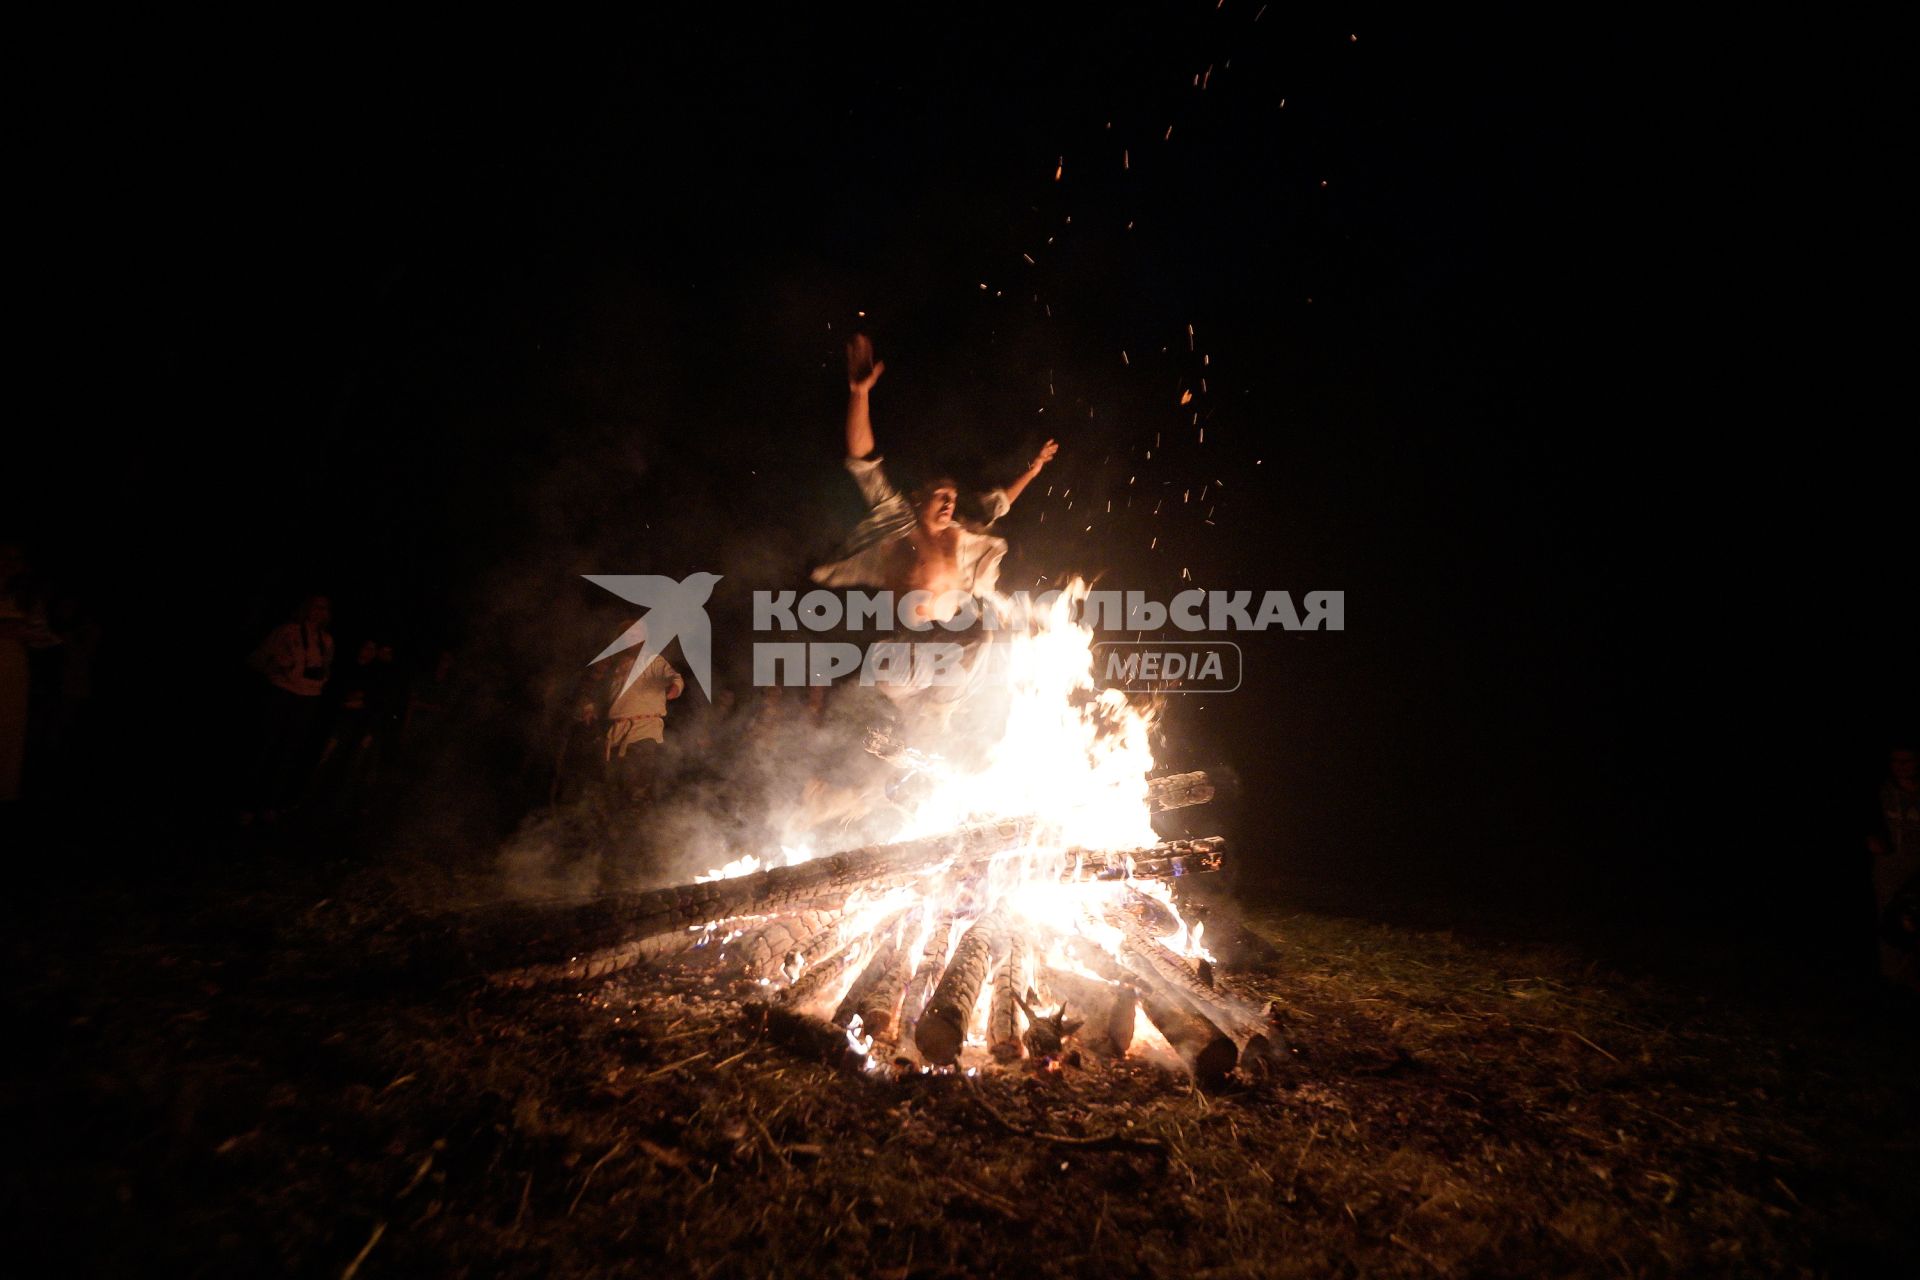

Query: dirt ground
8;848;1919;1278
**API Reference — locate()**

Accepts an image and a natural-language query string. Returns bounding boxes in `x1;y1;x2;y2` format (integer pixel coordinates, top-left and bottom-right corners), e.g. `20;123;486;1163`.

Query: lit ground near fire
10;858;1918;1277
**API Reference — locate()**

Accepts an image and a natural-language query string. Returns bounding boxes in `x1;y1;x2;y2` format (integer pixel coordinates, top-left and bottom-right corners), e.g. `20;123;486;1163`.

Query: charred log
832;909;916;1029
446;825;1223;989
1107;893;1279;1069
780;906;913;1012
916;907;1016;1065
1072;837;1225;882
988;933;1035;1061
428;818;1027;981
1036;965;1137;1057
728;908;841;980
897;912;956;1041
851;927;920;1039
1064;938;1235;1086
742;1003;870;1074
1134;982;1237;1088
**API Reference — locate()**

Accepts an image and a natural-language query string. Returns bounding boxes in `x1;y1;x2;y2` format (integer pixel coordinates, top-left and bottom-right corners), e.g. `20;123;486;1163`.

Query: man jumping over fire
812;334;1057;739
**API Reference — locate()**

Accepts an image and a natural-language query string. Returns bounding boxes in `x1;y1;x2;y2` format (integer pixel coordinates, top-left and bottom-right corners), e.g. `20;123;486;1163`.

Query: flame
672;578;1226;1076
894;582;1157;852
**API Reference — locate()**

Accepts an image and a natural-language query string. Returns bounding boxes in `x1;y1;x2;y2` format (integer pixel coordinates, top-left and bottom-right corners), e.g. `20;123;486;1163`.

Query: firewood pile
426;770;1281;1088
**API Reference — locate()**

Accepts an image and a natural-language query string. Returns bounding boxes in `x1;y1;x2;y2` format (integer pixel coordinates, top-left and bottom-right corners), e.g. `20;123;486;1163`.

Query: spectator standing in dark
601;623;684;817
308;639;380;808
244;594;333;823
1868;740;1920;993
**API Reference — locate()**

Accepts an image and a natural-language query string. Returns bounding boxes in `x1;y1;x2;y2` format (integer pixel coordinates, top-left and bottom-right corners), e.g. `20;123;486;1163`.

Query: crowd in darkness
238;593;458;826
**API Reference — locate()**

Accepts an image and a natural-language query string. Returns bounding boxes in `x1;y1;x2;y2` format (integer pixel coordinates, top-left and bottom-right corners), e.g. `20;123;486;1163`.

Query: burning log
1132;982;1237;1088
742;1003;871;1074
988;934;1036;1061
434;818;1026;981
729;908;841;980
897;911;956;1041
1143;770;1219;812
1037;965;1137;1056
1106;893;1280;1070
916;907;1016;1065
484;919;724;990
780;905;913;1011
832;908;916;1029
449;828;1224;989
1072;836;1224;881
851;922;921;1040
1068;940;1236;1088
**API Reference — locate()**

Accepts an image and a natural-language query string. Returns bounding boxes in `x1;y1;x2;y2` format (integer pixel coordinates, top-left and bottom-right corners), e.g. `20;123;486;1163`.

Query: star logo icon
585;572;723;699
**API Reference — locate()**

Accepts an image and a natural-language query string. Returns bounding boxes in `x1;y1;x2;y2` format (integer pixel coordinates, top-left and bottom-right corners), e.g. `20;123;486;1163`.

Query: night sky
21;10;1911;948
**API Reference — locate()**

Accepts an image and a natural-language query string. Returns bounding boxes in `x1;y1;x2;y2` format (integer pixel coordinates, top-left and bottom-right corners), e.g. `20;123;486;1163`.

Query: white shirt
810;455;1011;598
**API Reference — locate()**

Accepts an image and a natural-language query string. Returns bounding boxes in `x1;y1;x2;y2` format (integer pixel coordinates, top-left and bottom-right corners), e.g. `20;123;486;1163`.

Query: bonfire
441;582;1275;1089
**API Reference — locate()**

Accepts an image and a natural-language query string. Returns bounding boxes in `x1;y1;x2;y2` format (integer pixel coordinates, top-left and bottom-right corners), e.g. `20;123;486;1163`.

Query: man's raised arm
844;333;885;460
1001;438;1059;507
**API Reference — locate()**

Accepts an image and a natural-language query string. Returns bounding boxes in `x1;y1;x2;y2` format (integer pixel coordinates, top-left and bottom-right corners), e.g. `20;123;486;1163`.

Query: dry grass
8;867;1919;1277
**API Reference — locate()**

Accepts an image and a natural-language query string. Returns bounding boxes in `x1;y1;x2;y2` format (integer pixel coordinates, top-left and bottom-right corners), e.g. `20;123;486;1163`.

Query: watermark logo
585;573;722;698
1093;641;1242;694
586;578;1338;696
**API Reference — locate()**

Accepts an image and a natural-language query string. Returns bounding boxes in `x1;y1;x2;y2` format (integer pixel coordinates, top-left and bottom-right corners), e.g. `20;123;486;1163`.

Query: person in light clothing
813;334;1057;734
602;625;684;812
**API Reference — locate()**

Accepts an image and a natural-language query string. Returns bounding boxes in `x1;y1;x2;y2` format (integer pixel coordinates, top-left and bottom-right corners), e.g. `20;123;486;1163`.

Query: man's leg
605;739;661;814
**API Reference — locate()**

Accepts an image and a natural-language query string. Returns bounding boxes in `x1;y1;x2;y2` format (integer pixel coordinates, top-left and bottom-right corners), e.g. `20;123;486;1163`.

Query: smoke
398;343;886;903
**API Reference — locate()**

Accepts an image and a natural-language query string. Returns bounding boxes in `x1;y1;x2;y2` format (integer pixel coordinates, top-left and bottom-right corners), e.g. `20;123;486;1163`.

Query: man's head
299;595;332;629
913;477;959;533
1891;745;1918;784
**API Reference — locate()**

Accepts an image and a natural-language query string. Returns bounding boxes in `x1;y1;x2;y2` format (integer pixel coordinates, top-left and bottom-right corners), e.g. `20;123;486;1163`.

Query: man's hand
847;334;885;394
1002;439;1060;507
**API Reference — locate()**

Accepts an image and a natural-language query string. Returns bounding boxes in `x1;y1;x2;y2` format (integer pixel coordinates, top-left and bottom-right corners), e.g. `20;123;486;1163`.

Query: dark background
15;9;1910;960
